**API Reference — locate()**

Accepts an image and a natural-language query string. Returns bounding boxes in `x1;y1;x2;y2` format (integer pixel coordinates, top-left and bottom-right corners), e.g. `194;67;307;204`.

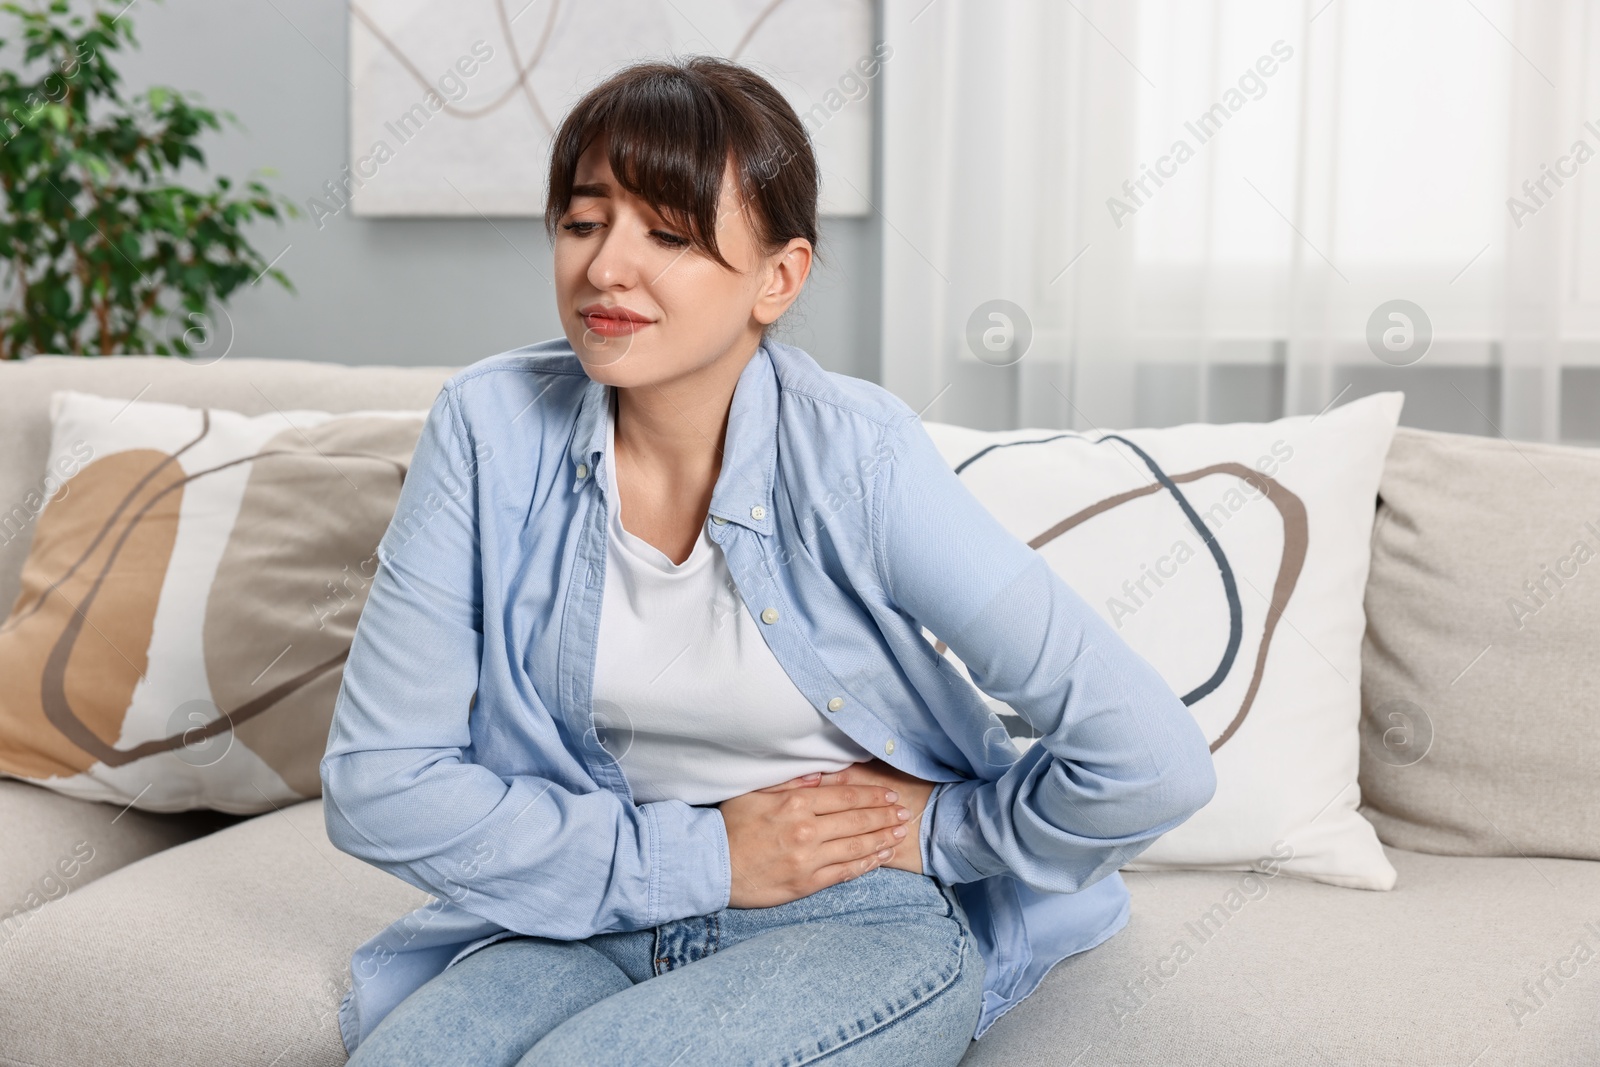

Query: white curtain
878;0;1599;442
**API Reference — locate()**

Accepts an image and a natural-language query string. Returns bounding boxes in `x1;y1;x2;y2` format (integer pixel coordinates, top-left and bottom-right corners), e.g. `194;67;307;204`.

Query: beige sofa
1;355;1595;1066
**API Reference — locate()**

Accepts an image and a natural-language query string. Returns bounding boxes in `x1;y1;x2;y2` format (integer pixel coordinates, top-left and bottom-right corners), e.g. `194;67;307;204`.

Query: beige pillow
0;391;428;814
1358;425;1600;859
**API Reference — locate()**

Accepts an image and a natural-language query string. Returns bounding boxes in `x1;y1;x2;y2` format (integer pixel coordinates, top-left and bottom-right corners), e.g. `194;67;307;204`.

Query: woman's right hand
717;774;913;908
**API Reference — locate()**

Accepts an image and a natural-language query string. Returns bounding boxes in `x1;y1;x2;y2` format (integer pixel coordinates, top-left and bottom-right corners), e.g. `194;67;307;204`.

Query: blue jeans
346;866;984;1066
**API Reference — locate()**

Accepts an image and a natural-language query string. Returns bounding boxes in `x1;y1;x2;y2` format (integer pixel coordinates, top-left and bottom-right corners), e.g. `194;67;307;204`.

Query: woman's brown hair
544;56;821;274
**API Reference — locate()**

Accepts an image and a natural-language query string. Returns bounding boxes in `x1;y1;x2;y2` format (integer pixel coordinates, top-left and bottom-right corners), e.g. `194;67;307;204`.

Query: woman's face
553;140;810;388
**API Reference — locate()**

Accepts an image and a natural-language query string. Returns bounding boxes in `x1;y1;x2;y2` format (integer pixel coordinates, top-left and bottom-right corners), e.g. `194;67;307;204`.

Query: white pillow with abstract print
919;392;1405;891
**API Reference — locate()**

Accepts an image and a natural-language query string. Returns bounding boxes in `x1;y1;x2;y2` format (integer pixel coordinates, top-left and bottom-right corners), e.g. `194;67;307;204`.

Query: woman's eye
560;219;687;248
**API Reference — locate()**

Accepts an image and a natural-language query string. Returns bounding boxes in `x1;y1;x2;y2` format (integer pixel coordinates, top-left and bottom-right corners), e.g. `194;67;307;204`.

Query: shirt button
711;515;728;525
760;607;779;624
750;504;767;520
575;463;589;479
884;739;896;754
827;696;844;711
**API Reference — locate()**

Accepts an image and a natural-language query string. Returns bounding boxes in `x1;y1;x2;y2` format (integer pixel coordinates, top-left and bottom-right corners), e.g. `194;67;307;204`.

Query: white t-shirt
592;395;872;805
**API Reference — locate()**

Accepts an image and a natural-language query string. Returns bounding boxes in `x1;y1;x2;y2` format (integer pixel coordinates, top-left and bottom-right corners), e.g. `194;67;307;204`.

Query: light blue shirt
320;336;1216;1053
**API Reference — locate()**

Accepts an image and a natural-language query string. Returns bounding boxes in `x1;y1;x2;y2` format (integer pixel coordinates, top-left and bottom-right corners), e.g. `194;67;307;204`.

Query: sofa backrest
7;358;1595;866
0;356;461;616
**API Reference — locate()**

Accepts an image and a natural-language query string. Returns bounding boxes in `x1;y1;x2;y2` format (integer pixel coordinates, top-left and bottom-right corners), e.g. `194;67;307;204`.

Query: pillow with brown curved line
919;391;1405;891
0;390;430;814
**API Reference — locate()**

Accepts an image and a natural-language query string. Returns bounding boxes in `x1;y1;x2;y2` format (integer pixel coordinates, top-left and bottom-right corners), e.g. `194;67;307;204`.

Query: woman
321;56;1215;1066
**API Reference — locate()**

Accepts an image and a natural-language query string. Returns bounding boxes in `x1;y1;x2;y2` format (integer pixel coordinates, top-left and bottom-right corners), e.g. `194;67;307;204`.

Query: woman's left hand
760;759;936;875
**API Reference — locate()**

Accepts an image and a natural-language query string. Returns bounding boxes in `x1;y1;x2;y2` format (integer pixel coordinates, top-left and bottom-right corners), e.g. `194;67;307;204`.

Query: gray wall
97;0;883;378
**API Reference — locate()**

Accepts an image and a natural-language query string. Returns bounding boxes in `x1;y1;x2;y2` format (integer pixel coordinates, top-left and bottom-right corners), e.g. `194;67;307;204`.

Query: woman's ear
752;238;813;327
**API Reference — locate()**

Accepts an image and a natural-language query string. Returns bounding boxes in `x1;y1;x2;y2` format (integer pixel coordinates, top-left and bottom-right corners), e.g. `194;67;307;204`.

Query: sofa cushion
964;848;1600;1066
0;778;238;940
0;356;460;620
0;797;427;1067
0;391;429;815
4;811;1594;1066
1358;425;1600;860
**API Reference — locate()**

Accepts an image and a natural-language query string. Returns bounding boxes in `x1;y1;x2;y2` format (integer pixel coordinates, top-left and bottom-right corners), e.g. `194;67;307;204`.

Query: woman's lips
582;312;654;337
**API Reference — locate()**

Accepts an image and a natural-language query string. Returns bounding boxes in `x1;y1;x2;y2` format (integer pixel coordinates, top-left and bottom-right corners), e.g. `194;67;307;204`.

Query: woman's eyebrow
571;182;610;198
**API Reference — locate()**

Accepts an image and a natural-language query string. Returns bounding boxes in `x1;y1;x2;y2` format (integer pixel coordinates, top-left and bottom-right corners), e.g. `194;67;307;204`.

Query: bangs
545;58;818;273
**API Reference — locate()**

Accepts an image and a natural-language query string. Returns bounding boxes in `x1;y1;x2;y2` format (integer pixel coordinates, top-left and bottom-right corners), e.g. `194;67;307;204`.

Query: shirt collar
567;341;780;536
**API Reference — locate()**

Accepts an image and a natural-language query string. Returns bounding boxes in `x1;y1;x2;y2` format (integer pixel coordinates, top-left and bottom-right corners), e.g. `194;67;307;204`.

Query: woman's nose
587;230;642;290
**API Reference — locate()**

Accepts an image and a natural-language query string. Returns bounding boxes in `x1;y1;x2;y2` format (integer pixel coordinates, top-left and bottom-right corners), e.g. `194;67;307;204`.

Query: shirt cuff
647;799;733;923
924;777;1007;885
919;781;951;878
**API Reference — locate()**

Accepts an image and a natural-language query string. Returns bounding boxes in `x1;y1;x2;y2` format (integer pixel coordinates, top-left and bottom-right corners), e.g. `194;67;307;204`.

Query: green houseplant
0;0;296;358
